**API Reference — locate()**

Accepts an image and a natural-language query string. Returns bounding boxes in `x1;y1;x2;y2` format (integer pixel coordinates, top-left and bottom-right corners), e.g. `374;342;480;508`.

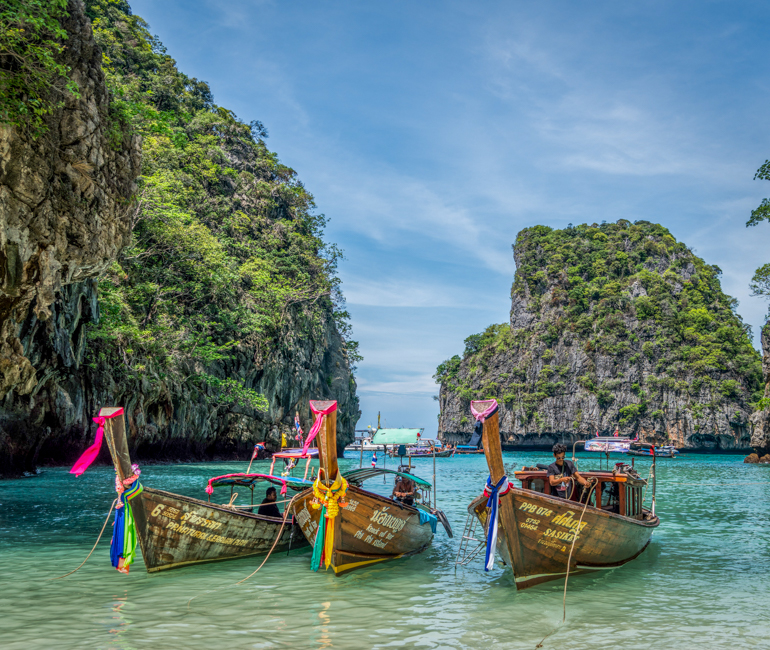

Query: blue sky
131;0;770;434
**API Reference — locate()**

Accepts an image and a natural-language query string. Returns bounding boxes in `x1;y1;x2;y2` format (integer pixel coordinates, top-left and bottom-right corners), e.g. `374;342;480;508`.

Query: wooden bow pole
311;400;338;485
477;400;525;586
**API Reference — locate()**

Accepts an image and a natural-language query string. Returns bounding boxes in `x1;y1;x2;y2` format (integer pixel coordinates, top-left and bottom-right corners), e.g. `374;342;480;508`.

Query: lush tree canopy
0;0;80;135
83;0;360;410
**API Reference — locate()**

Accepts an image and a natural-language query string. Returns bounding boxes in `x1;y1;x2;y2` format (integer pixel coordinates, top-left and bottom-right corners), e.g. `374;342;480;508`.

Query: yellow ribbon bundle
311;473;349;569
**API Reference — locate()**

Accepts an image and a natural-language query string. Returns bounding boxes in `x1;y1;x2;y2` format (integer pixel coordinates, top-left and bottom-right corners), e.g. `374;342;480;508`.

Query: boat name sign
149;503;252;547
517;501;590;550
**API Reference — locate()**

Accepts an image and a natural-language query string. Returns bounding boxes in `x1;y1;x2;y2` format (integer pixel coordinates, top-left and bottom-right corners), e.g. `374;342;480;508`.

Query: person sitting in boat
601;477;621;513
258;487;282;518
393;475;416;506
547;443;588;499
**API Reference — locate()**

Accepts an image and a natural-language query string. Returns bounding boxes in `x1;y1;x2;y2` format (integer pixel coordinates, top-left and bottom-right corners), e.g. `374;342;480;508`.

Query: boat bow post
99;406;151;566
472;399;525;582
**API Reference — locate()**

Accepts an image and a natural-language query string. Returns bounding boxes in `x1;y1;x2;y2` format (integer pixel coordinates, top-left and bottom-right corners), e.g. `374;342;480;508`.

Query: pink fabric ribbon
470;399;498;423
70;408;125;477
302;401;338;455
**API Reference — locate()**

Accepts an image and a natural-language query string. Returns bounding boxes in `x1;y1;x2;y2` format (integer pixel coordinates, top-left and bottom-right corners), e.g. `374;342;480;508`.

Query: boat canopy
584;437;633;452
371;428;423;445
206;473;314;492
343;467;432;489
272;448;319;459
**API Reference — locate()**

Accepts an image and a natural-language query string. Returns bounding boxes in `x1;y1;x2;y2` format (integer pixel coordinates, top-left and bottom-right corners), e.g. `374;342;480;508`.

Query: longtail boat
452;446;484;455
464;399;659;589
291;400;452;575
71;407;309;573
628;444;679;458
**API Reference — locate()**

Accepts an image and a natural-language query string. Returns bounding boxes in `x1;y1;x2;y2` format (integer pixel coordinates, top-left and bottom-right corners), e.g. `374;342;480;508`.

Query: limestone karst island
2;1;770;648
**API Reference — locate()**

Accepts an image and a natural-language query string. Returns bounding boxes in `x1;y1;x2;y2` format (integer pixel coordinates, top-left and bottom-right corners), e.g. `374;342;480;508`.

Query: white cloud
356;373;438;396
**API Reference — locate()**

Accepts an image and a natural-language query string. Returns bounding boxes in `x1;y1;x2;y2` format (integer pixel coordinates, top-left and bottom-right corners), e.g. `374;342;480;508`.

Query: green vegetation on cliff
83;0;359;408
437;220;762;436
0;0;80;135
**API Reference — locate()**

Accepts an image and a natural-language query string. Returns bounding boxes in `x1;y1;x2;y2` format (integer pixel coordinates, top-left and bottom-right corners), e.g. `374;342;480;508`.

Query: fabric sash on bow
70;408;125;476
110;478;143;573
310;472;348;571
470;399;498;451
302;401;338;455
483;474;511;571
470;399;498;424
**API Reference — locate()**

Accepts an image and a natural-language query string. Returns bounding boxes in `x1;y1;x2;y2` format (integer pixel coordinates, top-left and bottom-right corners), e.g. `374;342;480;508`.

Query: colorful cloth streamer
310;504;327;572
310;472;349;571
302;401;338;455
110;477;143;573
70;408;125;476
294;413;304;444
470;399;498;423
482;474;511;571
470;400;498;450
418;509;437;533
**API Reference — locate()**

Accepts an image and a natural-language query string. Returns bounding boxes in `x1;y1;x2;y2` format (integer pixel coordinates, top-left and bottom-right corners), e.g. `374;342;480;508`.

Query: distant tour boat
627;445;679;458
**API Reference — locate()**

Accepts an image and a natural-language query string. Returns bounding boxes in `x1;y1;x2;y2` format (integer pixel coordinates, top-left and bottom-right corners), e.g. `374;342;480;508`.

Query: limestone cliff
0;0;359;474
437;221;762;451
0;0;139;472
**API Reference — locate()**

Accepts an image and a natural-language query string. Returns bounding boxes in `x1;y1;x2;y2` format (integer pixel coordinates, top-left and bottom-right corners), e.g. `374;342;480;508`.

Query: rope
562;479;597;621
49;499;117;580
534;478;598;649
187;492;302;610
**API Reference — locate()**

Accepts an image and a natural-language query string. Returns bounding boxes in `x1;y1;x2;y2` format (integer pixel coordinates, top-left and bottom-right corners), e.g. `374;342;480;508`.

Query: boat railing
455;509;486;567
571;439;656;518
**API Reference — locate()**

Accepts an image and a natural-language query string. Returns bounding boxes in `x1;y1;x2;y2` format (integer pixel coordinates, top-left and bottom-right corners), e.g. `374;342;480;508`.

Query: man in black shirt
257;487;282;518
547;443;587;499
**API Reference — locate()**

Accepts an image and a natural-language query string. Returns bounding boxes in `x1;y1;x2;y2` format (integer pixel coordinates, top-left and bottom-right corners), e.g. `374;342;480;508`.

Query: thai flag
371;452;377;467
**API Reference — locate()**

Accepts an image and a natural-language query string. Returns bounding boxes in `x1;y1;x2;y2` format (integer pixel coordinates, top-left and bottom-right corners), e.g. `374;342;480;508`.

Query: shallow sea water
1;452;769;649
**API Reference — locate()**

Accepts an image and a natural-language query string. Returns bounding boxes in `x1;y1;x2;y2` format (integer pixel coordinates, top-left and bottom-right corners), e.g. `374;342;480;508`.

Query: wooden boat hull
135;487;308;572
401;450;454;458
292;484;434;575
387;449;453;458
452;449;484;455
470;487;659;589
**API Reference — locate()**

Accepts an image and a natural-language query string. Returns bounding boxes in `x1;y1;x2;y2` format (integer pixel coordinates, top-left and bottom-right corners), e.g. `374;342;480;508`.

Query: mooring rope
49;499;118;580
535;478;598;649
187;492;302;610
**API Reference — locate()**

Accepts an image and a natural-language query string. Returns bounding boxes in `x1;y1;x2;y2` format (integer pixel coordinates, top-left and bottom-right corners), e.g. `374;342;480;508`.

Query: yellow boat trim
331;554;404;574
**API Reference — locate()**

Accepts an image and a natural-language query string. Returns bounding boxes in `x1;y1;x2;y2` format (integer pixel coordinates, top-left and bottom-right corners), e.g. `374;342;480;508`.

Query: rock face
437;221;762;451
0;0;360;474
749;322;770;456
0;0;139;472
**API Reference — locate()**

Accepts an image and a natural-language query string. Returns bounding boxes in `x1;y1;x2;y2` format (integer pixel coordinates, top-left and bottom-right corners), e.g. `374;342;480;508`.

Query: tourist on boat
547;443;588;499
258;487;282;518
393;475;416;506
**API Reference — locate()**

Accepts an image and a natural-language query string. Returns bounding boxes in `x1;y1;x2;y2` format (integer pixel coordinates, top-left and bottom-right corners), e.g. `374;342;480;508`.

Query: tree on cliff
0;0;80;135
81;0;361;414
747;158;770;313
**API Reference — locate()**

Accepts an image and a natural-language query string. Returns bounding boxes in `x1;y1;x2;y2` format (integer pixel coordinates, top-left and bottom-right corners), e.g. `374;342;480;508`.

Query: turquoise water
1;452;769;649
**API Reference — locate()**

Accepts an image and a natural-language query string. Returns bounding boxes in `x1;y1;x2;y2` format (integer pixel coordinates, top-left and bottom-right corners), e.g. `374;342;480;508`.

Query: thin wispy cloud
132;0;770;432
